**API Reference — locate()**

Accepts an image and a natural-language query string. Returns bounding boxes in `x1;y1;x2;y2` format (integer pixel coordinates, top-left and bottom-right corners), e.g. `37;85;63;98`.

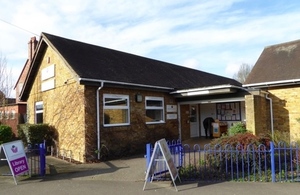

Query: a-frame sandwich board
143;138;181;191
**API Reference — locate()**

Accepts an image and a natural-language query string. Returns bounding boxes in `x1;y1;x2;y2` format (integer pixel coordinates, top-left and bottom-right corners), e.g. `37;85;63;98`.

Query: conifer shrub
0;125;13;144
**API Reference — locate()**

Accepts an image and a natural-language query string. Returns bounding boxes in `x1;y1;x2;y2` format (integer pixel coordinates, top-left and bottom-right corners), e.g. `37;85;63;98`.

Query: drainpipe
97;82;104;160
265;94;274;140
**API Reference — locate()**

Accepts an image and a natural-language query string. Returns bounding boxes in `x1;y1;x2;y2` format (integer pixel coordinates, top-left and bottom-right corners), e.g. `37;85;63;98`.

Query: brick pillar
245;90;270;136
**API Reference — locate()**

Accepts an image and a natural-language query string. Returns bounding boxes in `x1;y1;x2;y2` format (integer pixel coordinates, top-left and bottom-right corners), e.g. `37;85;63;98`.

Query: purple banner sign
9;156;29;175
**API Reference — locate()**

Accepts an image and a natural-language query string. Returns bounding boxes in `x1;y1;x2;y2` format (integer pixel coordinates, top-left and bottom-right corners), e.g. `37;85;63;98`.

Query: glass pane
146;100;162;107
146;109;163;122
104;109;128;125
105;97;127;106
36;113;43;124
36;103;43;111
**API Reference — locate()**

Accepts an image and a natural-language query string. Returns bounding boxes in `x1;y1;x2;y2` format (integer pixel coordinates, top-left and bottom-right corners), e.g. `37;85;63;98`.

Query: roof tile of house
244;39;300;85
42;32;241;90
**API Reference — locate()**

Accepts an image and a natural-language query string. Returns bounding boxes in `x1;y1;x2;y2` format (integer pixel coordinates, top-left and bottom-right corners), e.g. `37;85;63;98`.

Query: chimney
28;37;38;61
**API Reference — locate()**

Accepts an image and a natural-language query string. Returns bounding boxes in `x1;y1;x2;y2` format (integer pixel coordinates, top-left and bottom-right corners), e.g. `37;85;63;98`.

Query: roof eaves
78;77;174;90
171;84;246;94
170;84;247;97
243;78;300;88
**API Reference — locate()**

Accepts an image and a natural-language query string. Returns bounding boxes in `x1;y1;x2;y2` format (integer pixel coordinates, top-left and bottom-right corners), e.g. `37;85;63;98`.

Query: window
35;101;43;124
4;111;8;119
103;94;129;126
10;110;16;119
145;96;164;124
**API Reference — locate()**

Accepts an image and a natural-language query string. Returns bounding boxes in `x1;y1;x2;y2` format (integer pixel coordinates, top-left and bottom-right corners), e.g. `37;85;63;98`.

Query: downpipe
97;82;104;160
265;94;274;140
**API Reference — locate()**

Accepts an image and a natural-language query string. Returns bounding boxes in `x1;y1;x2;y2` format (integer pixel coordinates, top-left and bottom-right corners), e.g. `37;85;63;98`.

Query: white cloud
182;59;201;70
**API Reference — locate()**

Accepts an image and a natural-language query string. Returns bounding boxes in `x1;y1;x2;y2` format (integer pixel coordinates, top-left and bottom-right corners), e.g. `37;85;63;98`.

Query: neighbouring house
244;39;300;141
0;37;37;135
20;32;248;162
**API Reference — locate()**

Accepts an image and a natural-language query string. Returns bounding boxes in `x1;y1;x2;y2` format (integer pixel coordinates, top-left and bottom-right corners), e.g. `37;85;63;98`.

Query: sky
1;0;300;96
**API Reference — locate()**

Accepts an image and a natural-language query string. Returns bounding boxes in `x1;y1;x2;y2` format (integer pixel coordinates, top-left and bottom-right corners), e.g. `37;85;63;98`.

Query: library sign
0;140;29;185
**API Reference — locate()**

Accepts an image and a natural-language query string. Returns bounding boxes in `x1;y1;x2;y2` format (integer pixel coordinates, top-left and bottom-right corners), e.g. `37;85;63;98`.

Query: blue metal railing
145;140;300;183
25;142;46;177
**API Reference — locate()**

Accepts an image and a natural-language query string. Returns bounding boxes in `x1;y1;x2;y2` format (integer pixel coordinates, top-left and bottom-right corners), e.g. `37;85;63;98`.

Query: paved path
0;155;299;195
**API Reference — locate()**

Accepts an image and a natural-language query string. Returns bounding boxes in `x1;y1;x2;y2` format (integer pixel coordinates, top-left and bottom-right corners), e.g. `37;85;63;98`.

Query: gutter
79;78;174;90
243;78;300;88
170;84;247;95
96;82;104;160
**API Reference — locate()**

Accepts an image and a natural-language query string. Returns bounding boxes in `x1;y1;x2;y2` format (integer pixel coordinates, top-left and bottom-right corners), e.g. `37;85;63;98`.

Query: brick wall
27;46;87;162
246;86;300;141
268;86;300;140
90;87;179;159
245;91;270;135
26;45;180;162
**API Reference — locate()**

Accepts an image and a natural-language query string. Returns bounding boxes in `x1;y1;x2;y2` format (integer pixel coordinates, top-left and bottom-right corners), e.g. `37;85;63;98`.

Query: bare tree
0;53;13;105
233;63;253;84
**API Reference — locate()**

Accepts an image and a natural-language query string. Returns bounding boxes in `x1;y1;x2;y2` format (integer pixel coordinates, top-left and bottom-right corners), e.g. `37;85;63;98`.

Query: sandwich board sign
0;140;29;185
143;138;181;191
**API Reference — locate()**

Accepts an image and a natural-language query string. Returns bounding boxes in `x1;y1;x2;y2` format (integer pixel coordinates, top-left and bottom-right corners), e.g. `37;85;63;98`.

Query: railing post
270;141;276;182
39;141;46;176
145;143;151;182
145;143;151;170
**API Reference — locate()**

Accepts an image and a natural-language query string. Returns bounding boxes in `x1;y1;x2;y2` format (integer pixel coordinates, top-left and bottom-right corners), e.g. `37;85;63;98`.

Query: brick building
0;37;37;135
19;32;247;162
244;39;300;141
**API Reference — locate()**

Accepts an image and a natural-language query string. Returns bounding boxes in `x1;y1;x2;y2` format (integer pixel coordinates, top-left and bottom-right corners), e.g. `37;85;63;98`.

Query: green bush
0;125;13;144
228;122;248;136
18;123;57;147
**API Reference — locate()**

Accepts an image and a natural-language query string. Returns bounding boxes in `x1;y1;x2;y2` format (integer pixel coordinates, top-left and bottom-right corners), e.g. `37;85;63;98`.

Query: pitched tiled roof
42;32;241;90
244;39;300;86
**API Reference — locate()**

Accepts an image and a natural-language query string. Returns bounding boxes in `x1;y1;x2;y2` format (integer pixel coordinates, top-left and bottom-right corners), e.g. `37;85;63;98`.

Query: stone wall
245;86;300;141
268;86;300;140
27;46;87;162
245;91;270;136
26;45;180;162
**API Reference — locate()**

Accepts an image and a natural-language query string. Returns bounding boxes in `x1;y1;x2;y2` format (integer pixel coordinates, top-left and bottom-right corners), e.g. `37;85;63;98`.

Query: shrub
210;132;265;150
228;122;248;136
18;123;57;147
0;125;13;144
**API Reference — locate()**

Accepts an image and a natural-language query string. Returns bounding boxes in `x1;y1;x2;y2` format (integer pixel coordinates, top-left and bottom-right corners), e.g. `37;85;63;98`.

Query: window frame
10;110;16;119
103;94;130;127
35;101;43;124
145;96;165;124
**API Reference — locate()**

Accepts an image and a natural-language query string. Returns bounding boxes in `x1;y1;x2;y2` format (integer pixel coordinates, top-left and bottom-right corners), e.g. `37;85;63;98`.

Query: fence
24;143;46;177
145;140;300;183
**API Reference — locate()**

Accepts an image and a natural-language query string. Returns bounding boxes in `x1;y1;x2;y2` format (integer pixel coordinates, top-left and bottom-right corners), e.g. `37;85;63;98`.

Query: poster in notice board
216;102;241;121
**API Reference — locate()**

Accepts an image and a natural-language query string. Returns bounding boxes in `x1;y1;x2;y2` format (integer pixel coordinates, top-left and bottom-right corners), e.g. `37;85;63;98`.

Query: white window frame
103;94;130;127
35;101;43;124
10;110;16;119
145;96;165;124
